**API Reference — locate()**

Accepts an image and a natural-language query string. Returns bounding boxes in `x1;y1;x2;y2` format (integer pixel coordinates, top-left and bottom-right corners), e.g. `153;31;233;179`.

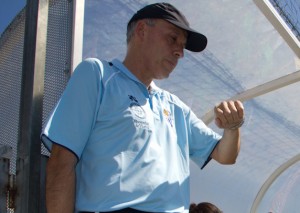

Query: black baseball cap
127;2;207;52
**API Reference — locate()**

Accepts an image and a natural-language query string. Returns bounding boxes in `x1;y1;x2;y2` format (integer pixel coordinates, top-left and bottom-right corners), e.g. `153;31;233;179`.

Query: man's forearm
46;159;76;213
213;128;241;164
46;144;77;213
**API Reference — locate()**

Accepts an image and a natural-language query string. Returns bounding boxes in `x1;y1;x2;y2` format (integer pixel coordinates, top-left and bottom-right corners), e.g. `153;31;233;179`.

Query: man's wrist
228;118;244;130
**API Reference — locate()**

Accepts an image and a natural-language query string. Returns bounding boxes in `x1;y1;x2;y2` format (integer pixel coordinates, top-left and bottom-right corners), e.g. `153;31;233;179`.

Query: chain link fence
0;0;74;212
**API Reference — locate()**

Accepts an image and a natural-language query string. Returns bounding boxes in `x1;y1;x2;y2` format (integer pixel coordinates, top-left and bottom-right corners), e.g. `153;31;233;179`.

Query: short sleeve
187;110;221;169
41;58;103;158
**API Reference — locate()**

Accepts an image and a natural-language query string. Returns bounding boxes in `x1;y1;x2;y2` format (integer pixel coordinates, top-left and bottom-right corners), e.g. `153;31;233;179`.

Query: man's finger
234;100;244;119
214;106;227;126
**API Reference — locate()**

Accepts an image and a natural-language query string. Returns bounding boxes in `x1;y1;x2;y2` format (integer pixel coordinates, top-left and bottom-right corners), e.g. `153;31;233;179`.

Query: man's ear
135;20;146;40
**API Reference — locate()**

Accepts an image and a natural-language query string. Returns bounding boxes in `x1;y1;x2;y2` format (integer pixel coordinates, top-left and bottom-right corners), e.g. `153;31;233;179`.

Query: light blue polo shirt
42;58;221;213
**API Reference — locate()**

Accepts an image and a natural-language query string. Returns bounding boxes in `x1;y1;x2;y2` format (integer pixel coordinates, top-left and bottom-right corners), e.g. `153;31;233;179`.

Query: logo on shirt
128;95;138;103
163;109;174;127
128;95;149;130
130;102;146;119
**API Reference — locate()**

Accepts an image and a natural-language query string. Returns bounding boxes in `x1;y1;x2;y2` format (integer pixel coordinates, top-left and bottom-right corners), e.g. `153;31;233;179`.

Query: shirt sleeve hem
200;139;220;169
41;134;80;161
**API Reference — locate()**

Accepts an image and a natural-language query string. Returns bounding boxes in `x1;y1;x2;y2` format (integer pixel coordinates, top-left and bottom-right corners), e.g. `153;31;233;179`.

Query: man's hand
214;100;244;130
211;100;244;164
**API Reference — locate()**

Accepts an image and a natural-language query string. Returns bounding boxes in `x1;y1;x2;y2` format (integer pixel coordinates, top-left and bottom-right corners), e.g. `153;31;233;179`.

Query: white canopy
83;0;300;212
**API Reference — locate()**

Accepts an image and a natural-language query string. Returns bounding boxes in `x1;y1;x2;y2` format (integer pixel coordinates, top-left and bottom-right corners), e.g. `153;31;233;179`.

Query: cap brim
166;19;208;52
185;31;207;52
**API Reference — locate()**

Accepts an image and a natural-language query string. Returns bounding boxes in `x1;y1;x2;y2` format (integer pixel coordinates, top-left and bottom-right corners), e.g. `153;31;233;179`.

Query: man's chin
156;73;170;80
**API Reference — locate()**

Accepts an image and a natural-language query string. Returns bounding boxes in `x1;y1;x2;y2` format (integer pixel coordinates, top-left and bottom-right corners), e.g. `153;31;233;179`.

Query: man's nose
174;47;184;58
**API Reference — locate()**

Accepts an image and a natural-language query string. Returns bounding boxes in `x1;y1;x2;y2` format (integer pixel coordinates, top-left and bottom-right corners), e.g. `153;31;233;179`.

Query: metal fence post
0;158;9;213
15;0;49;212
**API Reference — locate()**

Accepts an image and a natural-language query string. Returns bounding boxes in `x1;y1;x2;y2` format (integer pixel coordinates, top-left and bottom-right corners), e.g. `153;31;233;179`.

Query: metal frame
71;0;85;73
250;153;300;212
253;0;300;58
201;70;300;124
0;158;9;212
16;0;49;212
201;2;300;210
1;0;85;212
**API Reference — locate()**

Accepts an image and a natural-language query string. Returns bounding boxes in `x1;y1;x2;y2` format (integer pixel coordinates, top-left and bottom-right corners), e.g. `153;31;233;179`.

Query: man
42;3;244;213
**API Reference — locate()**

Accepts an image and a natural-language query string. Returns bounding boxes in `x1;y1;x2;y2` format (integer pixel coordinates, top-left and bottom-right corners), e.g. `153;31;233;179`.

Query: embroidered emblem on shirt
128;95;149;130
163;109;174;127
130;102;146;119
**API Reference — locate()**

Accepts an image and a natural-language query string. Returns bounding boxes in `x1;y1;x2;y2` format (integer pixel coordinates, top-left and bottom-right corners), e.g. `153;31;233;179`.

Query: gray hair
126;19;156;44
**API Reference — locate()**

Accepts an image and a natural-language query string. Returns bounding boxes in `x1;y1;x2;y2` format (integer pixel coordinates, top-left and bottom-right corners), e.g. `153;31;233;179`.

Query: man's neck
123;55;152;88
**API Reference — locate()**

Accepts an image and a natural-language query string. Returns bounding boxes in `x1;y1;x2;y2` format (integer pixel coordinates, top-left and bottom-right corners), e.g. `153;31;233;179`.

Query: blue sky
0;0;26;35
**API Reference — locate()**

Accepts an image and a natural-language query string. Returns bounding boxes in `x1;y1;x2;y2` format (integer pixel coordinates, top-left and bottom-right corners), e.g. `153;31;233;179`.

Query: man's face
142;19;187;80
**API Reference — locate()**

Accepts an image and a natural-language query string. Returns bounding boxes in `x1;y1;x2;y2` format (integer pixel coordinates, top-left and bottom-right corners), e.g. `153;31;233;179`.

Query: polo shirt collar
111;59;141;83
111;59;161;94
